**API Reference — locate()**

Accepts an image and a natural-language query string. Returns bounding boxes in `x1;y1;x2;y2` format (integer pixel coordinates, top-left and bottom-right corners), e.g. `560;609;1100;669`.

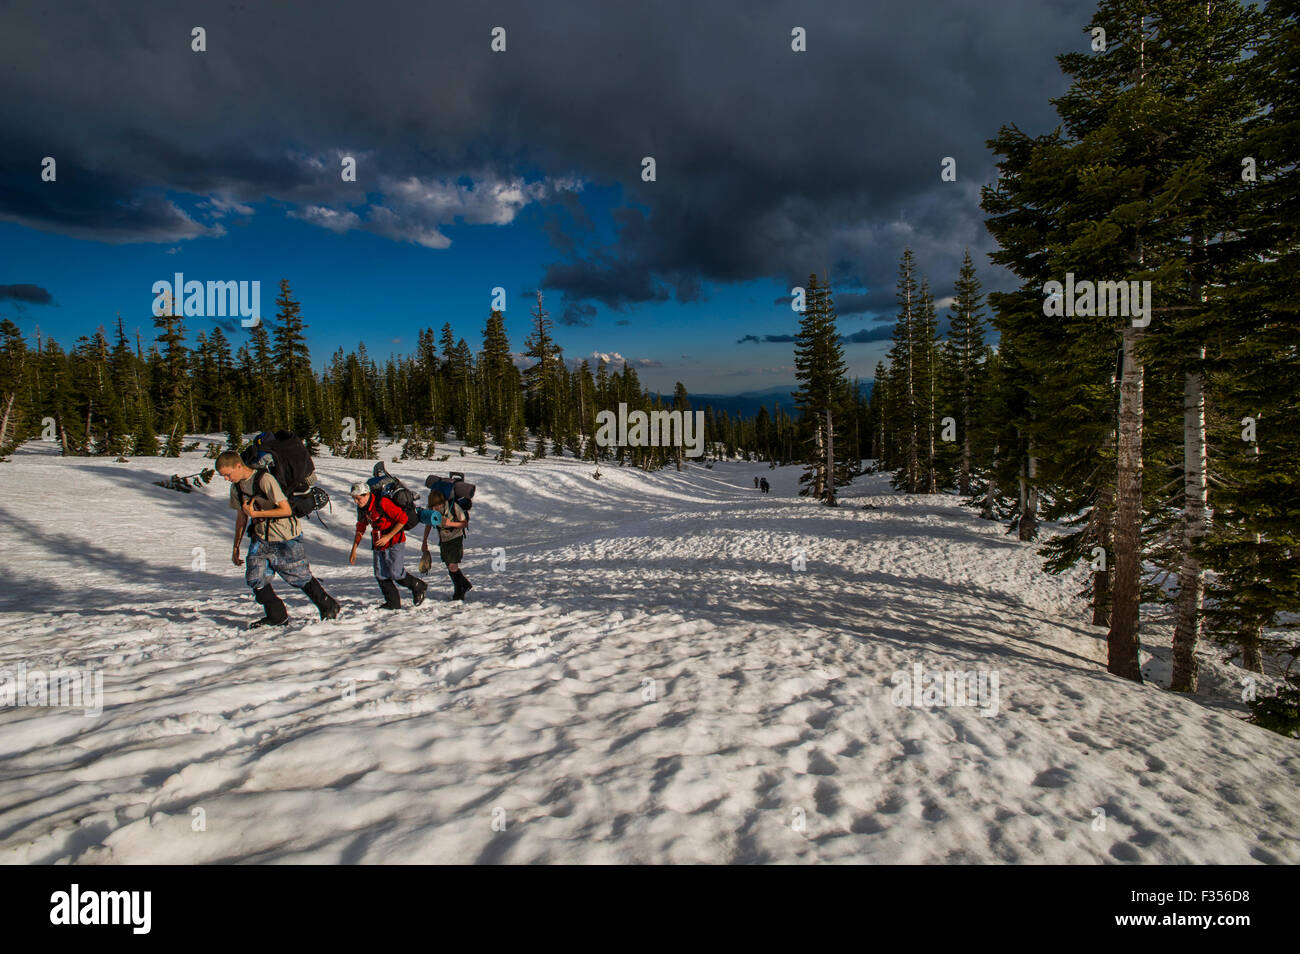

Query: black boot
378;578;402;610
453;570;473;600
250;582;289;628
447;568;461;601
399;573;427;606
303;577;340;620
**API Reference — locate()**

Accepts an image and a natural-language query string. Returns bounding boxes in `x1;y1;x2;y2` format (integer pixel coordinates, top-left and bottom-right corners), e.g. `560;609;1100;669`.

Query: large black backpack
240;430;329;518
365;462;420;532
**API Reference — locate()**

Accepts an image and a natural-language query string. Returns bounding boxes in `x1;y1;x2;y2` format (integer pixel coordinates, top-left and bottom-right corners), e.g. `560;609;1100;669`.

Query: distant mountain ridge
678;382;873;418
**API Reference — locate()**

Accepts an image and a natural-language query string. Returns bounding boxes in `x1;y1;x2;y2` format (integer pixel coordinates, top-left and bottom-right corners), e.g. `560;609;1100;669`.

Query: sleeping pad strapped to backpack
425;471;476;526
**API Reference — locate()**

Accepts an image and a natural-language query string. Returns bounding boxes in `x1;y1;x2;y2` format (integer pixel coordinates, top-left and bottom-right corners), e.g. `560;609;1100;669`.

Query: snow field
0;441;1295;863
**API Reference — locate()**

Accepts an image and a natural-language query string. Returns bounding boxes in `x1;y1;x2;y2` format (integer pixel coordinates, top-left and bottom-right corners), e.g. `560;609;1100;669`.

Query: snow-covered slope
0;442;1295;864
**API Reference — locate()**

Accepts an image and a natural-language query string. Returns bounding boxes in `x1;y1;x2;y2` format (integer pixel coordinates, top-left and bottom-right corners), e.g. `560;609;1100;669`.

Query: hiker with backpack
216;450;340;628
760;477;770;494
349;476;428;610
422;487;472;601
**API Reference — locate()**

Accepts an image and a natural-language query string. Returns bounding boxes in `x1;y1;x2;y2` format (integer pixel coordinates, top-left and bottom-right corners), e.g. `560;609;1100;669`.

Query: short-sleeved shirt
230;471;301;542
431;499;466;543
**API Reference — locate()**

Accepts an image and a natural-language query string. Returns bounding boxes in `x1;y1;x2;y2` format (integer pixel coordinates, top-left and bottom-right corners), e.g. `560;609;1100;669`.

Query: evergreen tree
886;251;924;493
1200;0;1300;681
792;273;851;504
947;250;987;496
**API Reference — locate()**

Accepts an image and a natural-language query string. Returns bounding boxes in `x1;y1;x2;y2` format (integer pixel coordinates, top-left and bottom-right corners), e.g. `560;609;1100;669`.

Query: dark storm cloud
739;326;904;345
0;0;1088;298
560;301;597;327
0;144;221;244
841;327;895;344
775;288;882;318
0;284;56;305
835;293;877;317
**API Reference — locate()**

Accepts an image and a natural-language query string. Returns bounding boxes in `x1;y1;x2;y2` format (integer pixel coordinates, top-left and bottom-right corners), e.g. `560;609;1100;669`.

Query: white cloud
288;204;362;233
289;165;585;249
203;194;255;217
573;350;662;370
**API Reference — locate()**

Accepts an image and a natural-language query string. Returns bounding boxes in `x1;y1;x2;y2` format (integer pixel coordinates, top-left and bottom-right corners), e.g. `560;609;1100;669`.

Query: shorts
438;536;464;565
245;536;313;590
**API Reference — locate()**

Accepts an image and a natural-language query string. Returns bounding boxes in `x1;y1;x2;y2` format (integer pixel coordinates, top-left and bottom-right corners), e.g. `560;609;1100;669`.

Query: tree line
0;277;870;473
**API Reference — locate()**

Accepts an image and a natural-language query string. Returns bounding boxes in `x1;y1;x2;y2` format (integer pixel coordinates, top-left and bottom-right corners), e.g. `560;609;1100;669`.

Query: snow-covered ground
0;440;1296;864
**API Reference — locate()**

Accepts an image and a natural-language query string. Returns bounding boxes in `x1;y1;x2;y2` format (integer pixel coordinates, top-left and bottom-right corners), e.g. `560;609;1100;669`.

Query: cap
350;481;370;498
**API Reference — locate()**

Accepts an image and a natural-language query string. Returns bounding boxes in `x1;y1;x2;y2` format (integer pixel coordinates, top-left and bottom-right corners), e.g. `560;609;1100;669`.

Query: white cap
350;481;370;498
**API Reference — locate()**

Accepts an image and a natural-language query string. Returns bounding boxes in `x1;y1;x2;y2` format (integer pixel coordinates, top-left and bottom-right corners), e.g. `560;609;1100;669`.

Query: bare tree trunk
1241;626;1265;674
981;441;999;519
825;407;835;505
926;352;937;493
0;391;14;451
960;432;971;496
1093;487;1114;627
1171;360;1208;691
904;283;918;494
1019;447;1038;541
1108;321;1145;682
813;421;825;499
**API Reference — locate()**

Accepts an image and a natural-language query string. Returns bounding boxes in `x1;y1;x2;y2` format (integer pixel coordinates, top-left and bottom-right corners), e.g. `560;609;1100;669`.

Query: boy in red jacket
349;481;427;609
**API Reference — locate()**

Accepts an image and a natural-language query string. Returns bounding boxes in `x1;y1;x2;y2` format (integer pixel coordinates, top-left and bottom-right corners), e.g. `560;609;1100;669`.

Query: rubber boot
447;568;461;601
378;578;402;610
453;570;473;600
303;577;340;620
250;582;289;629
399;573;427;606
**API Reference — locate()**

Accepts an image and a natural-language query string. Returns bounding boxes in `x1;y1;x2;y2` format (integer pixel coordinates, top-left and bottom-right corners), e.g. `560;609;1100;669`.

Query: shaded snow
0;441;1295;863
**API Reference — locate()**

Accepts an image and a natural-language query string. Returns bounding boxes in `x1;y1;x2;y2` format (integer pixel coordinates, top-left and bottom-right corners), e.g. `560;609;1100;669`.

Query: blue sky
0;182;901;394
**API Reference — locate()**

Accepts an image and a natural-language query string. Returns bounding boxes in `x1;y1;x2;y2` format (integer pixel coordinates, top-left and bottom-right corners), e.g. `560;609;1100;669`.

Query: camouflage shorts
245;536;313;590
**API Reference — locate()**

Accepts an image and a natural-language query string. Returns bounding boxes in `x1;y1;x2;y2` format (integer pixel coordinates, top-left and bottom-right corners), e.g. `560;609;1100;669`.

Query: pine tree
271;279;312;435
947;251;987;495
523;291;563;452
792;273;851;504
246;319;275;425
152;295;188;454
480;310;519;457
0;319;30;454
886;251;924;493
1200;0;1300;681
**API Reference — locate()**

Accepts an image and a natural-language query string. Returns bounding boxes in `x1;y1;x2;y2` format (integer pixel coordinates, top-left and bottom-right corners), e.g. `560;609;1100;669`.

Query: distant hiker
216;451;339;628
760;477;770;494
422;489;472;600
349;481;427;610
754;476;760;489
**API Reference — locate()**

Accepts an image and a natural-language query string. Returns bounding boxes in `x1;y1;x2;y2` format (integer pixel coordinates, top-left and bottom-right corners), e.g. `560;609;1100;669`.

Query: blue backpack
425;472;475;525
